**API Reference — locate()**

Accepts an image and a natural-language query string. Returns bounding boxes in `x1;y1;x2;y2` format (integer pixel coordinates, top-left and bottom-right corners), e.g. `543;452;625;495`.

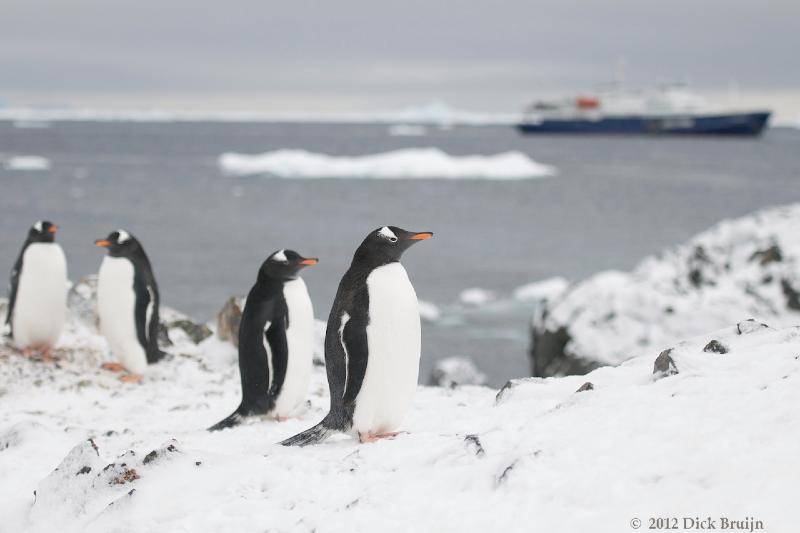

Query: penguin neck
351;253;398;273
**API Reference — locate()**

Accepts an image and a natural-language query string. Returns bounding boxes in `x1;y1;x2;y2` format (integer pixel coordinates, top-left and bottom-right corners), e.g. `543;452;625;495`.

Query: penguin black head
28;220;58;243
259;249;318;281
354;226;433;265
94;229;142;258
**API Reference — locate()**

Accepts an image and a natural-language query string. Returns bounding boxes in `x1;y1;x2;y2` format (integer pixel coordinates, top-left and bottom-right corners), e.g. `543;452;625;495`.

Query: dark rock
217;296;245;347
781;279;800;311
736;319;769;335
143;451;158;465
575;382;594;392
703;340;728;354
168;319;212;344
110;468;139;485
495;380;517;403
529;325;603;378
750;244;783;265
464;434;485;457
496;460;517;486
158;323;173;347
653;349;679;377
76;466;91;475
687;246;713;288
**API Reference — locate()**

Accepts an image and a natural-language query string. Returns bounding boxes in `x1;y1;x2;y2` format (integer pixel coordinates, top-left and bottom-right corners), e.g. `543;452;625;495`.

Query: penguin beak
300;258;319;266
409;232;433;241
48;225;59;234
95;239;111;248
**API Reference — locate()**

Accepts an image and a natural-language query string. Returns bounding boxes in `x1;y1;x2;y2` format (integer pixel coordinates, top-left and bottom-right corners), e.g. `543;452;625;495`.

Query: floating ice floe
388;124;427;136
218;148;556;180
3;156;51;171
513;276;569;303
418;299;441;321
459;288;497;306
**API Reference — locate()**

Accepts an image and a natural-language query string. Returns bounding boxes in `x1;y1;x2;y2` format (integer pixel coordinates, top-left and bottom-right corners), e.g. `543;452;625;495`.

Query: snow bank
1;310;797;531
0;102;517;125
218;148;556;180
531;204;800;376
3;156;51;171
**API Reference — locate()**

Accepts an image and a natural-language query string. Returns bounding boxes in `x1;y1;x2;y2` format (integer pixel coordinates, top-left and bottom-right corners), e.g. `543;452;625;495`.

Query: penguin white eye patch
272;249;288;262
378;227;398;242
116;230;131;244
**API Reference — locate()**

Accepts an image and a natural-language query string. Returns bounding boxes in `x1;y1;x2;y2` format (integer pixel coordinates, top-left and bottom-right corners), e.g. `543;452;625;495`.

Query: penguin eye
378;227;398;243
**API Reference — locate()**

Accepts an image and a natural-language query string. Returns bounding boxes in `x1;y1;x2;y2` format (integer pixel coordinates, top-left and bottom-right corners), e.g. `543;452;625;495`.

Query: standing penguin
209;250;318;431
4;221;67;357
281;226;432;446
95;230;164;382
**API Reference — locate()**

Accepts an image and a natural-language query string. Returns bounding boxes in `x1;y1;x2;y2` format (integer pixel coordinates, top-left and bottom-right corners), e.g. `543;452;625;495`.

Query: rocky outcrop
216;296;245;347
529;205;800;377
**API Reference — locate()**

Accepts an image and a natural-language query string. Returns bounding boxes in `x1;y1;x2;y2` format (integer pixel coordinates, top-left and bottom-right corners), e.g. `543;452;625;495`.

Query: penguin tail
279;420;334;447
207;408;245;432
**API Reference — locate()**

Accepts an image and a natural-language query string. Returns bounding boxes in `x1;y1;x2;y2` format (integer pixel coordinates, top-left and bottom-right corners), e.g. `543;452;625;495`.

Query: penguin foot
101;362;126;372
358;431;404;443
119;374;143;383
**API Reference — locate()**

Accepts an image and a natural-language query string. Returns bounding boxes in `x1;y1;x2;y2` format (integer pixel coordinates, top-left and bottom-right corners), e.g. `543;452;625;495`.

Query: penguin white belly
352;263;421;434
273;278;314;417
97;256;147;374
12;243;67;349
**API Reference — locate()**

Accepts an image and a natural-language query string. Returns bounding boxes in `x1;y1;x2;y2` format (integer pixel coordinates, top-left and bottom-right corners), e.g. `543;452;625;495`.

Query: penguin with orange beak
4;221;67;358
209;249;318;430
94;229;164;383
282;226;432;446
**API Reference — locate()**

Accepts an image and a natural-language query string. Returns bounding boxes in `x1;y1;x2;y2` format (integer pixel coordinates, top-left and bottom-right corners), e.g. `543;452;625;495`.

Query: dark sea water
1;121;799;385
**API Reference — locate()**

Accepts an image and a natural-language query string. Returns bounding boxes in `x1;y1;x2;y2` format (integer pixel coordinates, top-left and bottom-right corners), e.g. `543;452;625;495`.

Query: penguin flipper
5;249;24;337
279;420;334;447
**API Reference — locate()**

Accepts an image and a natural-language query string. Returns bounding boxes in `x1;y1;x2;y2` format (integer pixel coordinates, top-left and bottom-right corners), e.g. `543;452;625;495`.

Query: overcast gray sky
1;0;798;116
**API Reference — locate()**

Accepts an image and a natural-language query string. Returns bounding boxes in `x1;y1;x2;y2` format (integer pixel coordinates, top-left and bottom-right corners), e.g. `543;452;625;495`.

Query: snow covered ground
532;204;800;374
218;148;556;180
1;289;798;531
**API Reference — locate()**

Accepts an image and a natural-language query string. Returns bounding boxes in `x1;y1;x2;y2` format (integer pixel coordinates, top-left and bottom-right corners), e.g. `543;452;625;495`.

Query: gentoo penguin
95;230;164;382
281;226;432;446
209;250;318;431
4;221;67;357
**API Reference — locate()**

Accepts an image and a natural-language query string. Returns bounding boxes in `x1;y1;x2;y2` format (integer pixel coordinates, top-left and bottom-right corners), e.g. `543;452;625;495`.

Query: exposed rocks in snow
463;434;485;457
167;319;212;344
575;381;594;393
703;339;729;354
653;349;679;377
216;296;245;347
530;205;800;377
737;318;769;335
428;356;487;388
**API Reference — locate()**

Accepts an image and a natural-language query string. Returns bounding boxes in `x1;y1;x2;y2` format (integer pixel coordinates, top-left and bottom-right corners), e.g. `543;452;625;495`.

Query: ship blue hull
516;111;770;136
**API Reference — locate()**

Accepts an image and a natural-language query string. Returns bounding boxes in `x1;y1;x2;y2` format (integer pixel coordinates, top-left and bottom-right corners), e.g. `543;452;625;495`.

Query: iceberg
218;148;556;180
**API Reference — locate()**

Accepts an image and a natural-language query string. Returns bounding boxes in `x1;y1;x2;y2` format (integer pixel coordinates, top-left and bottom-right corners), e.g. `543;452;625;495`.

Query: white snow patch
218;148;556;180
459;288;497;306
429;356;487;387
4;156;51;171
513;276;569;303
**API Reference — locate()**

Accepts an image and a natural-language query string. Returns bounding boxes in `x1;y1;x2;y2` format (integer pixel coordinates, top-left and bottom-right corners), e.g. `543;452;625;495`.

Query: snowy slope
531;204;800;375
1;297;798;531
